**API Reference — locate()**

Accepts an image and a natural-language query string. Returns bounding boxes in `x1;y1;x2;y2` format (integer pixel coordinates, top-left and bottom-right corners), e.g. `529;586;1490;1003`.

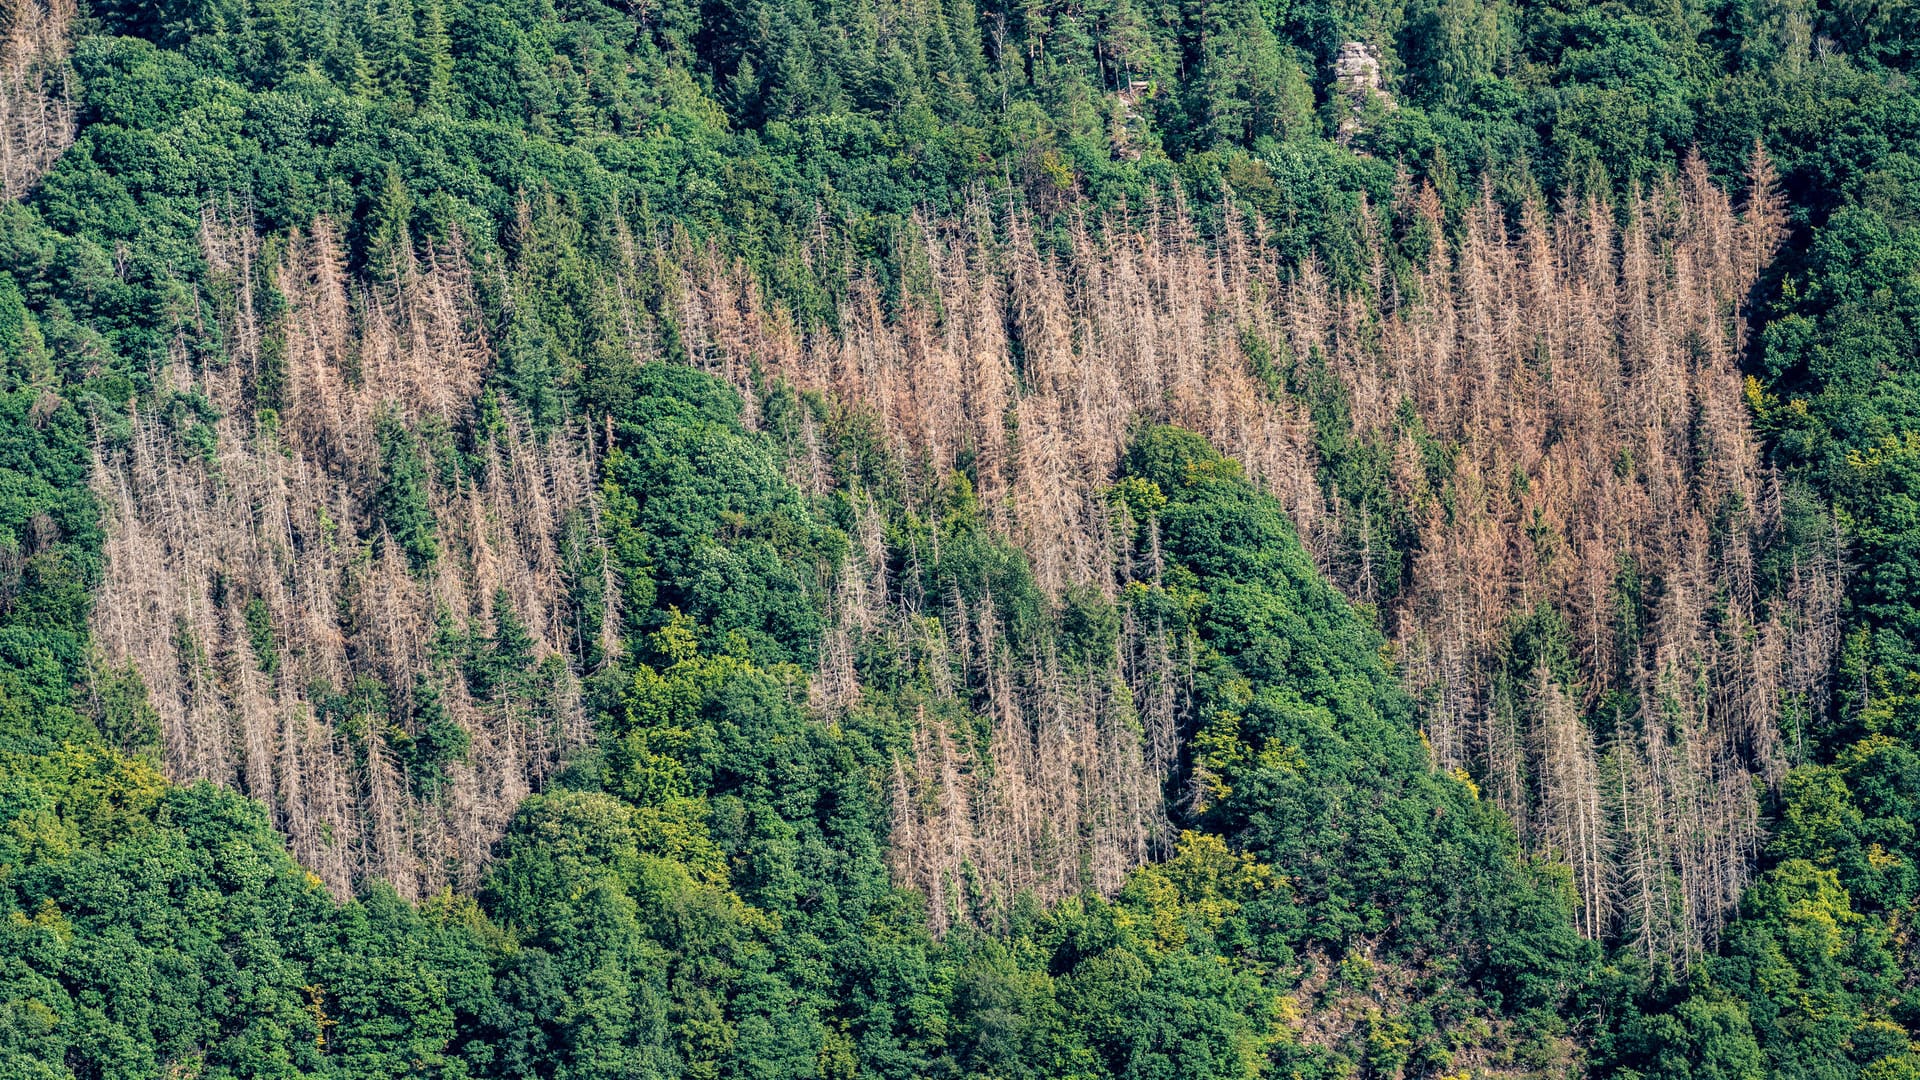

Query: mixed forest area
0;0;1918;1074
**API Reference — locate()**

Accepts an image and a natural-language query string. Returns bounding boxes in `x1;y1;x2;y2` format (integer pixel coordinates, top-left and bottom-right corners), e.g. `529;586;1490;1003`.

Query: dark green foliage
601;364;842;666
392;684;471;799
0;274;50;391
88;658;161;757
245;596;280;674
373;413;439;569
1610;990;1767;1080
466;590;538;700
1058;584;1120;671
0;385;99;754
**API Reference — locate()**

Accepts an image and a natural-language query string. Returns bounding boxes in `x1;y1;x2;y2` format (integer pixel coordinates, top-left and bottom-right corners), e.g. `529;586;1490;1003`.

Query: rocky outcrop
1332;41;1392;145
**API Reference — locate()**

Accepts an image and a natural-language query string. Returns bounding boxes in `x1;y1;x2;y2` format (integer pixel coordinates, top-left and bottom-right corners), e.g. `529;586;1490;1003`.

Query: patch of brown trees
92;209;604;899
0;0;73;200
1372;152;1834;961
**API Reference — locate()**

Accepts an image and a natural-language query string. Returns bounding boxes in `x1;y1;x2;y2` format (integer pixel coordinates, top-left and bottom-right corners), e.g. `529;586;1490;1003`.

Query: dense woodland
0;0;1918;1075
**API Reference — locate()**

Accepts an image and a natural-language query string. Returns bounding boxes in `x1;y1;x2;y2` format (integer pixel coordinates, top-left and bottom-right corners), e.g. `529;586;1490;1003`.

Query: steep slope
1323;160;1819;962
674;161;1823;960
2;341;1591;1077
0;0;1916;1075
73;151;1818;960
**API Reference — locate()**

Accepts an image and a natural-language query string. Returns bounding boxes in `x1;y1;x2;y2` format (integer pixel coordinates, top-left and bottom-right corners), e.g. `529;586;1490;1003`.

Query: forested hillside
0;0;1917;1075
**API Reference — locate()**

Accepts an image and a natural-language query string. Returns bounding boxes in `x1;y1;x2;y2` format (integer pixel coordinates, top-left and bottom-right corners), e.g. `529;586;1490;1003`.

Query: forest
0;0;1917;1074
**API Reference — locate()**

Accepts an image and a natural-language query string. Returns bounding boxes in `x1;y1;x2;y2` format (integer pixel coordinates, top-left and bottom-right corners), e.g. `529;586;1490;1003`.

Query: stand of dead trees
673;194;1327;597
85;152;1829;957
801;479;1164;934
1368;150;1834;961
668;191;1330;930
0;0;73;200
669;150;1835;959
91;208;605;899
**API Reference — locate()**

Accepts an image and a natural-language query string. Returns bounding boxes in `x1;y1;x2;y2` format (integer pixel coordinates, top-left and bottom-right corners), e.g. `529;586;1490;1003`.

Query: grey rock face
1332;41;1392;145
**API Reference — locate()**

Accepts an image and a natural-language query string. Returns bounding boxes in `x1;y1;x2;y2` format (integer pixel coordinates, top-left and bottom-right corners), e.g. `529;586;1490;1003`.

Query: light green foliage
0;747;497;1080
